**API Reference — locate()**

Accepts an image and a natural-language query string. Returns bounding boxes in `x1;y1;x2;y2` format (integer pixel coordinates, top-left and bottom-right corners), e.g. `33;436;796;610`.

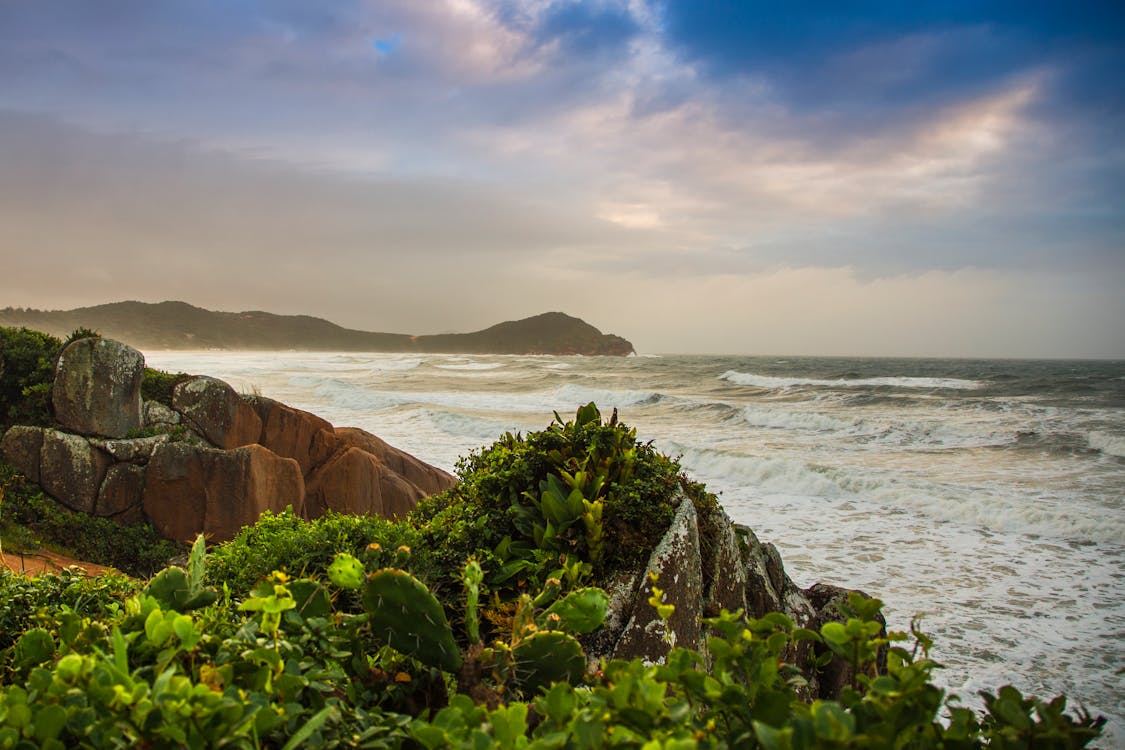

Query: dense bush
205;508;421;593
0;327;62;429
140;367;190;407
0;568;139;652
0;462;184;578
411;404;719;607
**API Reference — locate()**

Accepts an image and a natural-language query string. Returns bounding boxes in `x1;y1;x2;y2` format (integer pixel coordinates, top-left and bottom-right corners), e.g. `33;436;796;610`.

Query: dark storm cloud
658;0;1125;144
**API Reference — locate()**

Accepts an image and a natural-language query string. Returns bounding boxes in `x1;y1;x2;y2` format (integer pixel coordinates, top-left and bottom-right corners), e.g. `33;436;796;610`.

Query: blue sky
0;1;1122;356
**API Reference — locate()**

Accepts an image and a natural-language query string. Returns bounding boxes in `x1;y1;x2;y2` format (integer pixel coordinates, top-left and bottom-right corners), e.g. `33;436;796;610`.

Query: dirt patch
0;548;116;577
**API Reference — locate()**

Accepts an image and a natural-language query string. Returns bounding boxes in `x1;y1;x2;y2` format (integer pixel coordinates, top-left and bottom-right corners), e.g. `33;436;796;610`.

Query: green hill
0;301;635;355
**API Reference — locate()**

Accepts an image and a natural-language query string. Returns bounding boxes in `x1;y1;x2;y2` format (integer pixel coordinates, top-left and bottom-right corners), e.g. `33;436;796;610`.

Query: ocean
145;350;1125;742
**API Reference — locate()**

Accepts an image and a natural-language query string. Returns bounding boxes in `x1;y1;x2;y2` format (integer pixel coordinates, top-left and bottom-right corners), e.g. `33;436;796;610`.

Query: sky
1;1;1123;357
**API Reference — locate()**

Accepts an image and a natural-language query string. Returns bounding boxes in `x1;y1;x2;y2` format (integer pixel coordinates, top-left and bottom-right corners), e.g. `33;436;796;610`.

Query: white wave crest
721;371;982;390
553;384;661;408
669;444;846;497
1089;431;1125;458
369;359;422;372
739;405;859;433
435;362;505;371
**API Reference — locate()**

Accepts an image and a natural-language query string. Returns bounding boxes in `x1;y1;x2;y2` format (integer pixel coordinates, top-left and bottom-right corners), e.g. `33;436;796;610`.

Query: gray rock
52;338;144;438
613;497;703;663
143;400;181;428
1;425;45;482
172;376;262;450
90;434;170;462
97;463;147;522
39;429;111;513
703;511;748;617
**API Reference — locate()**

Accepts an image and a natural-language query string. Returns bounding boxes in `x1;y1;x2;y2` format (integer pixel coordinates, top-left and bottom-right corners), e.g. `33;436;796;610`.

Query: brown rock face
173;376;262;449
52;338;144;438
97;463;147;523
305;446;424;519
249;396;336;475
39;430;112;514
143;442;304;542
333;427;455;496
1;425;45;483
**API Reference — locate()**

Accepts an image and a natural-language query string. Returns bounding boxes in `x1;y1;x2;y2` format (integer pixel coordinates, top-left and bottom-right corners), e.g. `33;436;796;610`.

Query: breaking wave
721;371;983;391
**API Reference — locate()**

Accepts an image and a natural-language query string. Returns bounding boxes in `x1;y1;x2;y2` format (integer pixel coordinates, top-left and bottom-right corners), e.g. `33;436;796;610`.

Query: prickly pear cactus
362;567;462;673
143;535;217;613
541;587;609;634
511;631;585;695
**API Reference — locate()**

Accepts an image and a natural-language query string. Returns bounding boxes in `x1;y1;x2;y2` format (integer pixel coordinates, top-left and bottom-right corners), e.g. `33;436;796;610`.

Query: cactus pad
542;587;608;634
362;568;462;673
143;534;217;612
511;631;585;694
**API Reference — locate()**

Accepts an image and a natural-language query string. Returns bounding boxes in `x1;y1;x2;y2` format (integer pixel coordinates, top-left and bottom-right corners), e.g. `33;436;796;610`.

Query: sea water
146;351;1125;742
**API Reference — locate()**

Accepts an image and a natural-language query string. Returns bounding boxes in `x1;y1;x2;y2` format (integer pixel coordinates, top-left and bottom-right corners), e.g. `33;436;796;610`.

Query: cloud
0;2;1120;356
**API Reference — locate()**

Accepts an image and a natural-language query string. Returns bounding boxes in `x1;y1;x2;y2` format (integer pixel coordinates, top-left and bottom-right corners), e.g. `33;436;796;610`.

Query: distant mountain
0;301;635;356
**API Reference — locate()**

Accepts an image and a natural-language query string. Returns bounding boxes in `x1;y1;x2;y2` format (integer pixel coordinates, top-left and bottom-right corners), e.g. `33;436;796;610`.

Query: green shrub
62;327;100;346
140;366;189;407
0;568;139;651
0;327;62;429
205;508;421;593
410;404;719;604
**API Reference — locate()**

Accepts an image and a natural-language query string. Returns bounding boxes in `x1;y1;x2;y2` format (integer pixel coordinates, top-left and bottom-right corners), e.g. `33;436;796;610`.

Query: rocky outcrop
248;396;336;476
1;337;455;543
52;337;144;438
97;463;147;523
591;494;885;700
39;429;112;514
173;376;262;450
143;443;305;542
305;447;422;519
613;499;703;663
333;428;453;497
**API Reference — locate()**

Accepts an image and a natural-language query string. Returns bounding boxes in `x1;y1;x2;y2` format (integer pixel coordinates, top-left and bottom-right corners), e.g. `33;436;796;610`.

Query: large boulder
142;442;304;543
96;463;147;523
1;425;45;482
52;338;145;438
333;427;455;496
305;446;423;519
172;376;262;450
39;429;112;514
248;396;336;475
613;498;704;662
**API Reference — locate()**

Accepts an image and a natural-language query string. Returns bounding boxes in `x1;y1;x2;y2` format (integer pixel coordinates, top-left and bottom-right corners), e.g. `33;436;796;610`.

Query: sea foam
721;370;983;390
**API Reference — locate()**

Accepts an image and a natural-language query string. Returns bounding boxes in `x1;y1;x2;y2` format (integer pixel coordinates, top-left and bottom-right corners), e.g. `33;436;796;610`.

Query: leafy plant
411;403;716;611
140;367;189;408
142;534;218;613
0;326;62;429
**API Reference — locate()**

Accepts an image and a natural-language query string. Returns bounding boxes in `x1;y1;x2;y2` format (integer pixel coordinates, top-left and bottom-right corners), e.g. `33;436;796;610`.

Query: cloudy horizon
1;1;1122;357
